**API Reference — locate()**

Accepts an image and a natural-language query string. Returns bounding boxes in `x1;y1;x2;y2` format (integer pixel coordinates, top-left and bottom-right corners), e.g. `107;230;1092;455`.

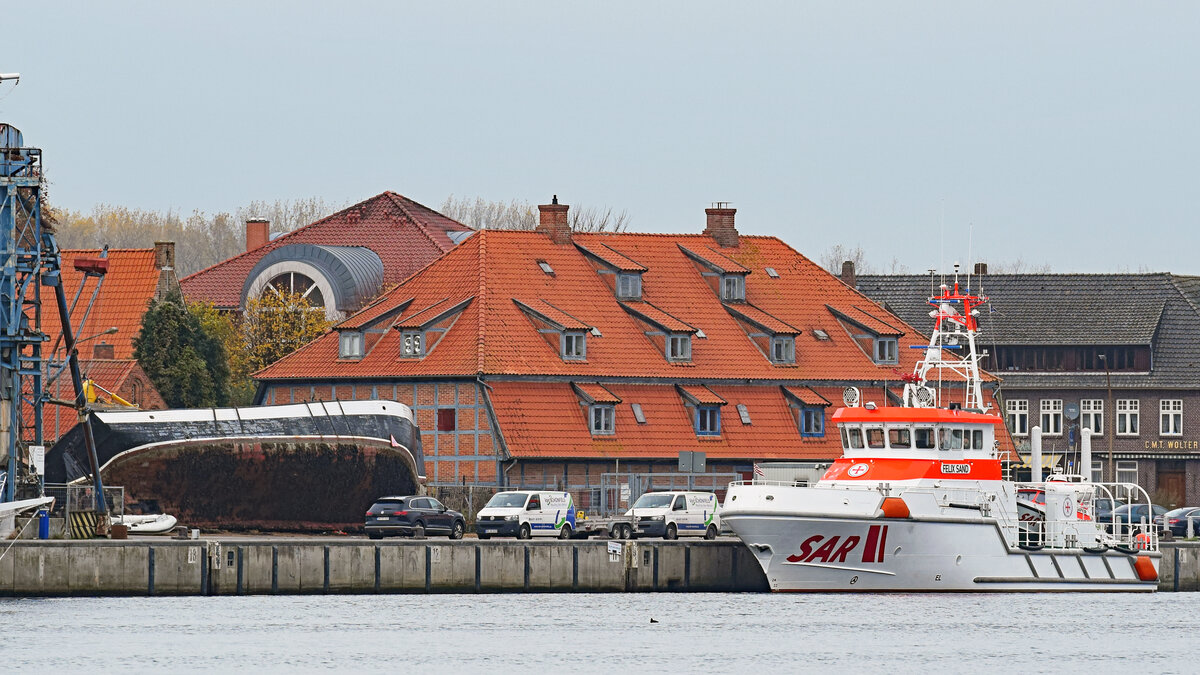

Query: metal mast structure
0;122;107;513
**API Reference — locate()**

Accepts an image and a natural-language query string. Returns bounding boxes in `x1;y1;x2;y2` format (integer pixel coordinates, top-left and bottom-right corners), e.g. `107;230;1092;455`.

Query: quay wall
5;539;1200;596
0;539;768;597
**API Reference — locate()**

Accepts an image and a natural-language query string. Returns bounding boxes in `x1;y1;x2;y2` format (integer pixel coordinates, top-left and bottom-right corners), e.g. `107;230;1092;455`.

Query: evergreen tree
133;291;230;408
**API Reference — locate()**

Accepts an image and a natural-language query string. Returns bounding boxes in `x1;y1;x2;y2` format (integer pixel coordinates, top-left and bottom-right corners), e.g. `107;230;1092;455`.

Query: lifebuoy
1134;532;1153;550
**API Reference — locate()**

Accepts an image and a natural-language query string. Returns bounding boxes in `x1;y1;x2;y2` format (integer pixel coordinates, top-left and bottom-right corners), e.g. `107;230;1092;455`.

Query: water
3;593;1197;673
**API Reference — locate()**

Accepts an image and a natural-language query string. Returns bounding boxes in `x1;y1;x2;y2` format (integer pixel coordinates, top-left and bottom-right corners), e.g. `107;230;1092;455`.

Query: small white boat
115;514;178;534
0;496;54;538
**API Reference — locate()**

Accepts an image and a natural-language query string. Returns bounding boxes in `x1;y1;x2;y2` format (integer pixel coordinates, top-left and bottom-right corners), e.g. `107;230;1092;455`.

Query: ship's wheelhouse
837;421;995;457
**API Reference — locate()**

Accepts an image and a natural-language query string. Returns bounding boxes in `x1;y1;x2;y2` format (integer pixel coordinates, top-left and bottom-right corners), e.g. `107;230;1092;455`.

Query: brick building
254;200;1012;498
857;269;1200;506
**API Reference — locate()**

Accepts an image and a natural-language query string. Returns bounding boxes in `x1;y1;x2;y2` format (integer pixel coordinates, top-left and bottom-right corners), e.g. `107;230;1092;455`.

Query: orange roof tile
828;304;905;337
575;242;647;272
620;301;696;334
782;385;831;406
572;382;621;404
678;244;751;274
514;299;590;331
724;303;800;335
677;384;727;406
40;249;164;360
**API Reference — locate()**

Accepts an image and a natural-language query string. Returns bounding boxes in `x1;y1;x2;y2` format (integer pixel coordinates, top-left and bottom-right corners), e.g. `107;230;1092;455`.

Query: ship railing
1011;480;1158;552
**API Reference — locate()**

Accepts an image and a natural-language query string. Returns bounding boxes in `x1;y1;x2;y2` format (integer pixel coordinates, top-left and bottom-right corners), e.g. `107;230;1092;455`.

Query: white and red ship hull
725;509;1159;592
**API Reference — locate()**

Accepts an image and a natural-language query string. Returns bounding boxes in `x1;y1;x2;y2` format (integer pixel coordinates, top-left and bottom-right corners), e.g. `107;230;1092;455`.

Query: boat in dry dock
722;275;1161;591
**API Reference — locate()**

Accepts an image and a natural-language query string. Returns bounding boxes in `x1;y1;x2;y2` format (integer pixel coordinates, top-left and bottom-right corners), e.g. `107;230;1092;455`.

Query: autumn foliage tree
241;290;333;374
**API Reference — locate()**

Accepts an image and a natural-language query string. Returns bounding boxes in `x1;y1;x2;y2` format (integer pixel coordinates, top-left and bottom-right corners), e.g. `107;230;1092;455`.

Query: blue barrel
38;509;49;539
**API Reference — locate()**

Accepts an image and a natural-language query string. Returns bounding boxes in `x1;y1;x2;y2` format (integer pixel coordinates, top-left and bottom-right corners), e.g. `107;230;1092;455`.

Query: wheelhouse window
865;428;886;449
1160;399;1183;436
616;273;642;300
339;331;363;360
1117;399;1139;436
799;407;824;437
842;426;865;449
562;331;587;360
888;427;911;449
667;333;692;362
401;331;423;357
940;428;964;450
1081;399;1103;436
873;337;898;365
771;336;796;364
1006;399;1029;436
721;275;745;302
695;406;721;436
1040;399;1063;435
914;427;936;449
590;404;615;435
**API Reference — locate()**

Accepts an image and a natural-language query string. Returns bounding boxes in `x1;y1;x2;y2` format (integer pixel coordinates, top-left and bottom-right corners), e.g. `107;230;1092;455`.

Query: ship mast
903;267;988;412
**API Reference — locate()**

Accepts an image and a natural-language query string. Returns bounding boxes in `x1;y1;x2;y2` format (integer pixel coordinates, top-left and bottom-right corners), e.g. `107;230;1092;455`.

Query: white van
627;491;720;540
475;491;576;540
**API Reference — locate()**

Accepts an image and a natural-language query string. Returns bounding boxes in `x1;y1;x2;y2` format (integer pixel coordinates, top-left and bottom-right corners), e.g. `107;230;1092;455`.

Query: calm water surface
3;593;1196;673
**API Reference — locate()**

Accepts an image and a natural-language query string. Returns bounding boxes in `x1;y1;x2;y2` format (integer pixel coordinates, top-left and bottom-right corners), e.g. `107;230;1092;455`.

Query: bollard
37;509;49;539
414;524;426;539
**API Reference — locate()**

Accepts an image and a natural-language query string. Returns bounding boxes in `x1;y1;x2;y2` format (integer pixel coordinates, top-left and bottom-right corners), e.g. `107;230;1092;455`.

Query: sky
3;2;1198;273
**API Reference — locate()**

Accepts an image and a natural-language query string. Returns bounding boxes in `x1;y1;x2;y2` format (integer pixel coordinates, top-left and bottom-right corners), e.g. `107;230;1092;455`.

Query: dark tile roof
857;273;1200;390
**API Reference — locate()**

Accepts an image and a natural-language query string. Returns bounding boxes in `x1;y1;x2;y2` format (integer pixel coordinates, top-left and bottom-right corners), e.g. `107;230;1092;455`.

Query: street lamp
1099;353;1114;482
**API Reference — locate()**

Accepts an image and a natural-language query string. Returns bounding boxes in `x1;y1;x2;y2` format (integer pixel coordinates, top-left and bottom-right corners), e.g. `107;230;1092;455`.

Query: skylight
813;329;831;341
696;329;707;339
765;267;779;278
737;404;751;425
631;403;647;424
537;260;554;275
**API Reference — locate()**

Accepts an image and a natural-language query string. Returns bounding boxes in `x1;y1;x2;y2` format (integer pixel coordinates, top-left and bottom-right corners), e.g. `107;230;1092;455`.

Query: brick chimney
92;342;115;360
153;241;181;300
974;262;988;275
246;218;270;252
703;204;738;248
536;195;572;245
840;260;856;287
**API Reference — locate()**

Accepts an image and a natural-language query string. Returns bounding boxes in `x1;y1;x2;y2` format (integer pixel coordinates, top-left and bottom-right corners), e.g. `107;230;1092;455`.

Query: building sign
1145;440;1200;450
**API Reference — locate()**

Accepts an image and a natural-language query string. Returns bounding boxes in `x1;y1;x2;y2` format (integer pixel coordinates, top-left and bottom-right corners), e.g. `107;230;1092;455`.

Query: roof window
721;275;745;302
771;336;796;364
537;260;554;275
616;272;643;300
765;267;779;278
813;329;831;341
339;331;363;360
667;334;692;362
736;404;752;425
562;331;587;361
631;403;647;424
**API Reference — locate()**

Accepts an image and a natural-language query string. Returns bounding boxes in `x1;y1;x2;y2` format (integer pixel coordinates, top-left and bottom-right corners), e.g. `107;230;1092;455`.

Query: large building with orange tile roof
180;192;473;320
254;200;1012;500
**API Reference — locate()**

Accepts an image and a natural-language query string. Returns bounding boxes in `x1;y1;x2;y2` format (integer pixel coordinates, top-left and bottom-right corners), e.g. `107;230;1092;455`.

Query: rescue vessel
722;273;1161;591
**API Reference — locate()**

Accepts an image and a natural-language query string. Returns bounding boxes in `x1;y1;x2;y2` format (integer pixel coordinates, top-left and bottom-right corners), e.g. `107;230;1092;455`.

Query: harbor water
4;592;1198;672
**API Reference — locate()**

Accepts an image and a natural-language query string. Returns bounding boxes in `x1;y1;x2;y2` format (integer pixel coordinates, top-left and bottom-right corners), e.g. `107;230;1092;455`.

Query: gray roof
856;273;1200;390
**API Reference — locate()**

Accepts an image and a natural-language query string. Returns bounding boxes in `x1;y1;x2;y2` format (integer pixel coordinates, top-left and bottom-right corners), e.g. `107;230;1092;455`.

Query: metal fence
429;472;740;522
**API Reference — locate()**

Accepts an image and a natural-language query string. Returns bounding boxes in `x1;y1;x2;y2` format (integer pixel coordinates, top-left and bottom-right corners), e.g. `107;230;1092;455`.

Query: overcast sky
4;2;1198;273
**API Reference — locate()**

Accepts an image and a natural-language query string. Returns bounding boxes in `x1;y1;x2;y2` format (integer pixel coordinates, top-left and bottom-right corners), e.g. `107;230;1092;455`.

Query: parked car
1091;498;1126;523
1163;507;1200;538
1110;503;1169;532
365;496;465;540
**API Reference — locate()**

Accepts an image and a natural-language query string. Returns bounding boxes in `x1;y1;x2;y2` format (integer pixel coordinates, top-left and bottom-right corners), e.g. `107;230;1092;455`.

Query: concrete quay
0;538;769;597
5;538;1200;596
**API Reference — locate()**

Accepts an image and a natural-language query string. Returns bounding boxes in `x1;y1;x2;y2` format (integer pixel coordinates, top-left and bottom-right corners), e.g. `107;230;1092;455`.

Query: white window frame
1080;399;1103;436
1160;399;1183;436
562;331;587;361
1117;399;1140;436
616;273;642;300
1116;460;1138;485
1040;399;1063;436
666;333;692;362
1090;460;1103;483
401;331;423;357
589;404;615;435
771;336;795;364
1006;399;1029;436
339;331;363;359
873;337;898;365
721;275;745;302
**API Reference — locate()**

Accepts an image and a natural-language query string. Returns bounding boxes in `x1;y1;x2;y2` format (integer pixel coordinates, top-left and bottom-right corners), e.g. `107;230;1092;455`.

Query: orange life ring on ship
879;497;910;519
1134;532;1152;550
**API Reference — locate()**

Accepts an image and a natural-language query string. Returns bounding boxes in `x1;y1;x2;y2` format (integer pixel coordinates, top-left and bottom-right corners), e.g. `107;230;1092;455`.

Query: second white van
627;491;720;540
475;490;576;539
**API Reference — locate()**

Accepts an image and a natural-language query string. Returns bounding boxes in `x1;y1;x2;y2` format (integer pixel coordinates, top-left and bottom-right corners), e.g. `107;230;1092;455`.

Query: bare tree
441;195;631;232
986;258;1052;274
818;244;873;275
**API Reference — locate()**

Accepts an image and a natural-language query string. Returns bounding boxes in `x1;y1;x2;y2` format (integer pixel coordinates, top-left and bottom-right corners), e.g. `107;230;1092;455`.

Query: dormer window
874;337;898;364
696;406;721;436
721;275;745;302
339;331;363;360
563;331;587;360
771;336;795;364
667;333;692;362
401;331;423;357
590;404;615;434
616;273;642;300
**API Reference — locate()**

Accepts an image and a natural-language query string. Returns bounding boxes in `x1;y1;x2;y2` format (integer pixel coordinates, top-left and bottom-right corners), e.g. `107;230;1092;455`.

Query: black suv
365;496;465;539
